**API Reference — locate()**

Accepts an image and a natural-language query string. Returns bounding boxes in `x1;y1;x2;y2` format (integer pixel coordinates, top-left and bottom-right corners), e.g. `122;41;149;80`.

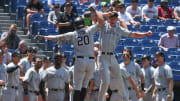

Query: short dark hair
148;0;154;2
132;0;138;3
142;55;151;61
122;49;133;60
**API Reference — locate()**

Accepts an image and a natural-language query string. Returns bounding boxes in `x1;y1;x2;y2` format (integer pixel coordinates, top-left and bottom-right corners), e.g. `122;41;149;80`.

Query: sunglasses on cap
13;54;21;58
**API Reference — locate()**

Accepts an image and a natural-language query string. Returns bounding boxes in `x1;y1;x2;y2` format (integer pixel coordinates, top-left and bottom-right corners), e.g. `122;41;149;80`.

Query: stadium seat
148;19;162;25
132;46;149;54
140;25;157;32
16;6;26;20
148;47;162;54
124;0;132;3
30;14;46;22
124;39;140;46
169;61;180;70
115;45;124;53
164;19;178;26
141;39;156;47
176;26;180;33
157;26;167;33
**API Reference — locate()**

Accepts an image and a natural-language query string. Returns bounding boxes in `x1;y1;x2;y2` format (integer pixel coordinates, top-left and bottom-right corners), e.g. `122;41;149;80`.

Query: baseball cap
167;26;176;31
54;4;60;8
161;0;168;2
27;47;37;53
101;2;108;7
109;11;119;18
43;56;52;61
65;3;72;7
132;0;139;3
154;51;165;57
12;52;21;58
134;58;142;65
142;55;151;61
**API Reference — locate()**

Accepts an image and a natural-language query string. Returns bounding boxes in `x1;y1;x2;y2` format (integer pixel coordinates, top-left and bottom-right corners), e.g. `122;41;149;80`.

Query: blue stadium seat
16;6;26;20
141;39;156;47
148;47;162;54
132;46;149;54
127;25;139;31
148;19;162;25
115;45;124;53
169;61;180;70
148;32;160;40
140;25;157;32
176;26;180;33
30;14;46;22
164;19;178;26
124;39;140;46
157;26;167;33
171;0;180;6
124;0;132;3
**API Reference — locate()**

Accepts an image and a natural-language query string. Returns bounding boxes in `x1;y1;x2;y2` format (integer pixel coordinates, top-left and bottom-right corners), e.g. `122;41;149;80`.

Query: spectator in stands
142;0;158;21
48;0;66;8
15;40;28;58
126;0;142;18
158;26;179;51
157;0;174;21
26;0;44;35
60;0;77;15
48;4;61;25
0;24;20;49
174;6;180;20
118;3;141;27
57;3;78;34
2;43;11;65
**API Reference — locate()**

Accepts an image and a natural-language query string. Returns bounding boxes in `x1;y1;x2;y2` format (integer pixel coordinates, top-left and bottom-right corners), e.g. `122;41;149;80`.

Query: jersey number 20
78;35;89;46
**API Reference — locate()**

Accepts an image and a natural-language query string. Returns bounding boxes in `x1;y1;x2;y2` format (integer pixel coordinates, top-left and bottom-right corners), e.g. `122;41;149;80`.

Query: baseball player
2;52;23;101
97;11;152;101
110;65;141;101
152;51;174;101
141;55;155;101
35;8;104;101
119;49;145;101
23;57;42;101
39;56;52;101
41;53;70;101
0;49;6;100
18;47;37;101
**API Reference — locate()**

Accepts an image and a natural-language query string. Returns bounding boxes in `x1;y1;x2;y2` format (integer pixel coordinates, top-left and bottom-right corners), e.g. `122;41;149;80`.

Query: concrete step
18;35;29;39
0;16;11;20
0;13;10;16
0;9;4;13
27;43;45;49
0;20;15;23
37;51;53;57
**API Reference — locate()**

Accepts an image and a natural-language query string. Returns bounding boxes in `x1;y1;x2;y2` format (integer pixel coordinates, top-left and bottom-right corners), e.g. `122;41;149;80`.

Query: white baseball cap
167;26;176;31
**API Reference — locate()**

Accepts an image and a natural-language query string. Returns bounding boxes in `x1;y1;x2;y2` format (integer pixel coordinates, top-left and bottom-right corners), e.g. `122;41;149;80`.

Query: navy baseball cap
142;55;151;61
109;11;119;18
154;51;165;57
43;57;52;61
12;52;21;58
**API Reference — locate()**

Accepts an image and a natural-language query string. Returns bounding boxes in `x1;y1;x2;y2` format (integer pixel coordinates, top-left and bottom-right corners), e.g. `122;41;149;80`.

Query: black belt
101;52;114;55
92;89;99;92
157;88;166;92
128;87;133;90
76;56;94;59
49;88;64;91
10;86;18;90
111;90;118;93
29;90;40;95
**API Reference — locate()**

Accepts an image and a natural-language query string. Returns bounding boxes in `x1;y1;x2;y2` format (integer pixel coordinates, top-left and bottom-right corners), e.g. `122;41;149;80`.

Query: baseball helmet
73;17;85;30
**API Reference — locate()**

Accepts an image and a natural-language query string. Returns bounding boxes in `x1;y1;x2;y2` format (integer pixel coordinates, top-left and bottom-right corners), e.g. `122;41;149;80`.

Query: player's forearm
96;11;104;27
128;77;139;93
130;32;148;38
168;78;173;95
44;35;64;40
119;19;128;29
153;87;157;95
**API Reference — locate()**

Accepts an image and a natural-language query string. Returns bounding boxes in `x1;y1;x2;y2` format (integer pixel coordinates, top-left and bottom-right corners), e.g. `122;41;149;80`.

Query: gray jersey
154;64;173;88
120;61;143;87
91;65;101;89
23;67;40;91
142;66;155;89
19;57;33;74
110;66;130;91
0;64;6;82
6;62;20;87
42;66;70;89
99;22;131;52
51;24;100;57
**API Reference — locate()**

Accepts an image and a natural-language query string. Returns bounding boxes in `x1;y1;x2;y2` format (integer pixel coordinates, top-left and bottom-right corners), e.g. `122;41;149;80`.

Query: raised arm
129;31;152;38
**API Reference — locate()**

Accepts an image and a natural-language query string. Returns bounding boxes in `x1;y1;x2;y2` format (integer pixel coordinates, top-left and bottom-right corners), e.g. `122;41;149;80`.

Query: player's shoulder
163;64;172;70
20;57;28;62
